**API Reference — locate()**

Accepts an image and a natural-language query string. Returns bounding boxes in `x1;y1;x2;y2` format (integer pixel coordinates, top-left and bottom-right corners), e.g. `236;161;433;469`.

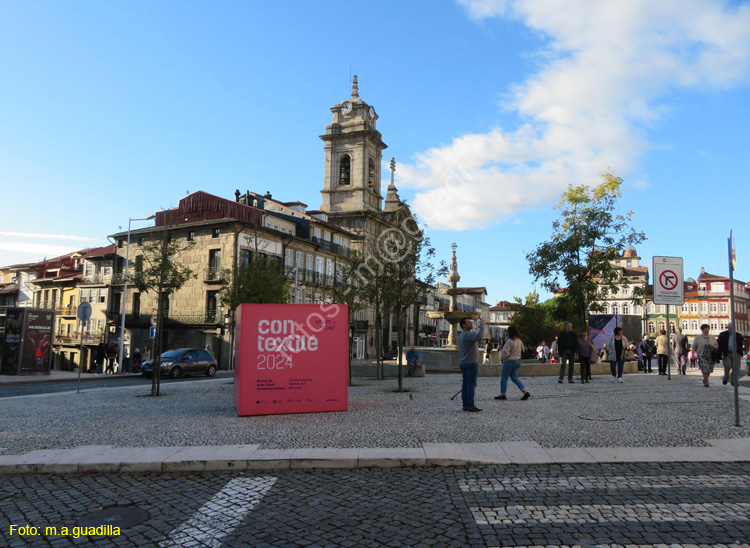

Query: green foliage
526;171;646;328
509;291;561;348
129;233;194;297
127;230;194;397
219;257;290;310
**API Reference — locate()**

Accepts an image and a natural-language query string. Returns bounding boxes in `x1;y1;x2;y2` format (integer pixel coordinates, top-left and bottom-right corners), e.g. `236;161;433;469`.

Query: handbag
711;346;723;364
590;350;599;365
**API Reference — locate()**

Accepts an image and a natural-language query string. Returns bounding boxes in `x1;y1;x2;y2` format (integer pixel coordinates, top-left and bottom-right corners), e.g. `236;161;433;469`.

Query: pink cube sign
234;303;349;416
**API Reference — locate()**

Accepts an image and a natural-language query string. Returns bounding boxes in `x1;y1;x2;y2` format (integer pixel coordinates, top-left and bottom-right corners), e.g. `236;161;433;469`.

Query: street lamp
118;215;156;373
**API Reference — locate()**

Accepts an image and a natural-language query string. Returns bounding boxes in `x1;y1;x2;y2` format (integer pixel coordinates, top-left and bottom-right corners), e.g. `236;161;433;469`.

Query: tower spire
351;74;359;99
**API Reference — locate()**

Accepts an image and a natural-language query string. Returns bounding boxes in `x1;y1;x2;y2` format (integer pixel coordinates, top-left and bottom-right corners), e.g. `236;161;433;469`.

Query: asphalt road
1;463;749;547
0;371;234;398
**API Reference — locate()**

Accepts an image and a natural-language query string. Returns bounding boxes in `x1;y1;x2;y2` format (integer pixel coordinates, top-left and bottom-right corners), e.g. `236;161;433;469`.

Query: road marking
159;476;277;547
458;473;748;492
471;502;750;525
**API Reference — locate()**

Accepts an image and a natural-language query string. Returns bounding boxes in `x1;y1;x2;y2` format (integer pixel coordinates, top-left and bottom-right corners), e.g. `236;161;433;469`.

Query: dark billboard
1;308;55;375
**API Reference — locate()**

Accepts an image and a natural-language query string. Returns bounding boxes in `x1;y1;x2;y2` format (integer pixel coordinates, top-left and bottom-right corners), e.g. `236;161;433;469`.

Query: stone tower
320;75;387;213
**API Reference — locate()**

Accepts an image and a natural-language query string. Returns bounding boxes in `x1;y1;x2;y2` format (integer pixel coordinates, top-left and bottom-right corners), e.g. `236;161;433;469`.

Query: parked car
140;348;217;379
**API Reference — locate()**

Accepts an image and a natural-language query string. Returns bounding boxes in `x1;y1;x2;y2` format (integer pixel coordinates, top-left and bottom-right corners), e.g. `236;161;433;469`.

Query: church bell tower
320;75;387;213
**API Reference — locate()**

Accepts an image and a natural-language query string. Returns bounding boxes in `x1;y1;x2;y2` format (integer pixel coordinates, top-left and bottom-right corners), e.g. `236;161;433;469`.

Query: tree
526;171;646;329
377;218;446;392
328;248;366;386
509;291;561;350
129;230;194;396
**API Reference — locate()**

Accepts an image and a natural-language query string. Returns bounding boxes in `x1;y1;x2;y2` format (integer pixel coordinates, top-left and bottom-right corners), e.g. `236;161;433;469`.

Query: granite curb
1;439;748;475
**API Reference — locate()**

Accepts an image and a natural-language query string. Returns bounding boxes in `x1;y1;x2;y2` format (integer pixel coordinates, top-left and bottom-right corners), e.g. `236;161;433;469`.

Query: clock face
369;106;376;119
341;101;352;115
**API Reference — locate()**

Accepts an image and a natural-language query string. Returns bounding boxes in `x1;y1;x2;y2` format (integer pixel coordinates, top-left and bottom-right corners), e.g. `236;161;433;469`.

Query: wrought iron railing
205;267;227;282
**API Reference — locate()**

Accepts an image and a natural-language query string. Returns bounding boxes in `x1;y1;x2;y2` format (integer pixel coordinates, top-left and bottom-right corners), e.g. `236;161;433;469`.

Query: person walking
458;317;485;413
557;322;577;384
639;335;654;373
105;343;118;375
693;323;718;387
718;322;743;386
655;329;669;375
577;331;597;383
550;336;559;364
405;346;420;377
606;327;630;383
494;326;530;401
672;327;689;375
131;347;142;374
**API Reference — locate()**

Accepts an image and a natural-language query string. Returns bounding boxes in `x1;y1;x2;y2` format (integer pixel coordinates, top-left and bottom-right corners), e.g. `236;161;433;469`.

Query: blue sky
1;0;749;303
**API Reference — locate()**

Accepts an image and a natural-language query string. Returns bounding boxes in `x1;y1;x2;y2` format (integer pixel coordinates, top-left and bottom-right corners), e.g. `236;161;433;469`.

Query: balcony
286;268;335;287
110;273;126;285
204;267;227;284
352;320;369;331
82;273;112;285
55;332;105;345
56;306;77;317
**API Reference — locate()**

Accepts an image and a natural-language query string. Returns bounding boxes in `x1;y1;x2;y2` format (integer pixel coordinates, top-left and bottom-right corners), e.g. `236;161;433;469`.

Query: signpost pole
77;321;84;394
666;305;671;380
729;230;739;426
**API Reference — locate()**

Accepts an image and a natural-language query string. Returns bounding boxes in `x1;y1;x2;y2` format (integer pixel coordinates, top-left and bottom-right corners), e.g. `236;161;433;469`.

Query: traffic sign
77;302;92;322
149;326;157;339
151;315;158;327
652;256;684;305
429;333;438;341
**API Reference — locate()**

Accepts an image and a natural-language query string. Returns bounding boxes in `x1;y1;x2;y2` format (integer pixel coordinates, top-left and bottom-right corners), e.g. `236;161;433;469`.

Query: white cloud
0;231;99;241
0;242;81;258
401;0;750;230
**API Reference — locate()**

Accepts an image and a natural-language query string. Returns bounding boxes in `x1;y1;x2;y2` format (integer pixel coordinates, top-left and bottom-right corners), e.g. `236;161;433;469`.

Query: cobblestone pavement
2;463;749;547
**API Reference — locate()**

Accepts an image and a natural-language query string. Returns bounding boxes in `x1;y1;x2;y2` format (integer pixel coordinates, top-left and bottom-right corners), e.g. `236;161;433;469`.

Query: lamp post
118;215;155;374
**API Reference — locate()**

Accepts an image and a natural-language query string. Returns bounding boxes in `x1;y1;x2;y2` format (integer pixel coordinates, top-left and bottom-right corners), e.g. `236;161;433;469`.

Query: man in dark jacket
718;323;744;385
557;322;577;384
638;335;654;373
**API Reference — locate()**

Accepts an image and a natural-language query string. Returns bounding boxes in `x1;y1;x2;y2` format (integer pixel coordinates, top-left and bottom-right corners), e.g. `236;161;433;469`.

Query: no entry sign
652;256;684;305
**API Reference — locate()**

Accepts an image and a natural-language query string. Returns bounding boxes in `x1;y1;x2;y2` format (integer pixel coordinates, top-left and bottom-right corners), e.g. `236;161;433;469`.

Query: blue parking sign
149;326;157;339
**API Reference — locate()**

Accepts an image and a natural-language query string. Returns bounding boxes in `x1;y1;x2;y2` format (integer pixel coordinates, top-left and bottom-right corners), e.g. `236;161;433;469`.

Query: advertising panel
21;309;55;374
1;308;54;375
589;314;643;352
234;303;349;416
1;308;24;374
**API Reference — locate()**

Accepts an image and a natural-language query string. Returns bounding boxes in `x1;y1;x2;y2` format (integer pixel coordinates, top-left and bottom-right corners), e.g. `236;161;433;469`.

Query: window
212;228;220;238
681;319;688;331
690;303;698;313
682;303;688;313
99;289;106;304
84;262;94;278
720;320;728;330
648;303;655;313
720;302;728;313
658;322;665;331
314;228;321;240
118;239;125;248
306;253;314;273
710;320;719;331
206;291;219;322
368;158;375;187
323;231;331;242
209;249;221;275
341;238;349;249
285;249;294;268
132;293;140;317
691;320;698;331
240;249;252;266
626;259;632;267
266;222;272;228
339;155;351;185
316;257;324;274
326;259;334;276
612;304;618;315
112;292;122;315
333;235;341;245
305;291;313;304
135;255;143;274
658;305;665;314
273;224;279;231
622;303;629;315
669;322;675;333
710;302;717;313
137;237;144;246
296;251;304;269
648;321;655;334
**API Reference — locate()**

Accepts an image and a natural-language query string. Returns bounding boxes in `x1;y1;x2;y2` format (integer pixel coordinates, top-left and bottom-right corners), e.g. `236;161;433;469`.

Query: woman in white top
605;326;630;383
495;326;531;401
692;323;718;387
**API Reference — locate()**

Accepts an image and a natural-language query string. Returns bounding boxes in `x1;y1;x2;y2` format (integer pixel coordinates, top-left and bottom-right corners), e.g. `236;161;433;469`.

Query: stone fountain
426;243;481;349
